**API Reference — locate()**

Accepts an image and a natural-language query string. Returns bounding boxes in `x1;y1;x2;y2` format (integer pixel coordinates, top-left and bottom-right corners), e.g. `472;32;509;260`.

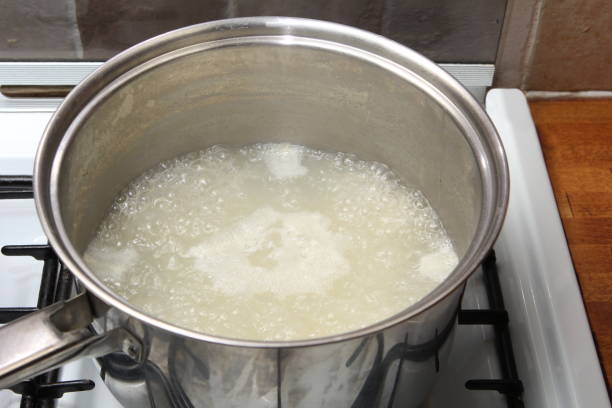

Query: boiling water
84;143;458;341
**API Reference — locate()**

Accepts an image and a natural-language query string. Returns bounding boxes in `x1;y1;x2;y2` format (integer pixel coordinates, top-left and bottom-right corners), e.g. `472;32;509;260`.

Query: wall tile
525;0;612;90
0;0;81;60
381;0;506;63
2;0;507;65
75;0;226;60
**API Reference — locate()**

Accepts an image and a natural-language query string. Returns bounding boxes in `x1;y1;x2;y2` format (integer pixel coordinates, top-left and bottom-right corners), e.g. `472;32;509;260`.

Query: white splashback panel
487;89;609;408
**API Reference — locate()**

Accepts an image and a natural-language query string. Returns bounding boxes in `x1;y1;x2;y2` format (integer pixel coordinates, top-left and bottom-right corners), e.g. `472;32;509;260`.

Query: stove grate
0;175;33;199
459;251;525;408
1;175;94;408
0;175;525;407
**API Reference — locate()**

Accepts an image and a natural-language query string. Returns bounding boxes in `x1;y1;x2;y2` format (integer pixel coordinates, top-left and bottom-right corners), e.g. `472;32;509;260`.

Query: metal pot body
0;17;508;408
97;287;461;408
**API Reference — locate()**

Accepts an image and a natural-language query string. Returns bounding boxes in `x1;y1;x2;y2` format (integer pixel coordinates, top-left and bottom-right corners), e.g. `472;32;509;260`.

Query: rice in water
84;143;458;341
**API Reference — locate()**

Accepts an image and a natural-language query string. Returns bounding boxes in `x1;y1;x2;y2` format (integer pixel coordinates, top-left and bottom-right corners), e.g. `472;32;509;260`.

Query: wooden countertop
529;99;612;390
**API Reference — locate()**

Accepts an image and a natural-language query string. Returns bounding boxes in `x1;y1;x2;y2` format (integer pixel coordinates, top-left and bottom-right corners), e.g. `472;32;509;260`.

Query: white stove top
0;89;608;407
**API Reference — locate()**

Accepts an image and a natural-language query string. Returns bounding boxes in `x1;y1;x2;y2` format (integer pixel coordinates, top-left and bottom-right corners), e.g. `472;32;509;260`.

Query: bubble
84;142;458;341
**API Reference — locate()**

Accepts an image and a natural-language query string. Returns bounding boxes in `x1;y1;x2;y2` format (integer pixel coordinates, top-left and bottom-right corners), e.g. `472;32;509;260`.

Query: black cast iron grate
0;175;94;408
0;175;524;407
459;251;525;408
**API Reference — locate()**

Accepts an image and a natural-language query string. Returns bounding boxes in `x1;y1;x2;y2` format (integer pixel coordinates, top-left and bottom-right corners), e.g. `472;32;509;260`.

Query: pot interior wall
57;42;481;260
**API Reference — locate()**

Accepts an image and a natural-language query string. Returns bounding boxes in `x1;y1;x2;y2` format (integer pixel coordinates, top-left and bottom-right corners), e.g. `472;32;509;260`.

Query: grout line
520;0;546;89
225;0;237;18
66;0;84;59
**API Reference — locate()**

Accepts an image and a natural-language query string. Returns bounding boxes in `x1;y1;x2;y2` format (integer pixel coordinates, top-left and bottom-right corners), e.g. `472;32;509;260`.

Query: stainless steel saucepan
0;17;508;407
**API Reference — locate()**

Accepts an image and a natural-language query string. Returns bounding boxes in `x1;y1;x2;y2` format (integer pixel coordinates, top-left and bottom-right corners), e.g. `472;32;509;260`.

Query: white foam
83;246;138;283
188;207;349;296
84;142;459;340
418;245;459;282
263;143;308;179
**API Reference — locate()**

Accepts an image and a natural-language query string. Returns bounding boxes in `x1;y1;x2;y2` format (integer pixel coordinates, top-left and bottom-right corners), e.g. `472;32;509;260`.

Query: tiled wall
495;0;612;91
1;0;83;60
5;0;607;91
0;0;505;63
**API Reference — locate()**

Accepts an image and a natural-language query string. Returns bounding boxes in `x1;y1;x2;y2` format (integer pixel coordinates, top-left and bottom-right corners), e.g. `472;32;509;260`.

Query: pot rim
34;16;509;348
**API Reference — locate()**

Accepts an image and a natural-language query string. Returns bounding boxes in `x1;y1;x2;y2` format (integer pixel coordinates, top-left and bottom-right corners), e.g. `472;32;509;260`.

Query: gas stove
0;87;608;407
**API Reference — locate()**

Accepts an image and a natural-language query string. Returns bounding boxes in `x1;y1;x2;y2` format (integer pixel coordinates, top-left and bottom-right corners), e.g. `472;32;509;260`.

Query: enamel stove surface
0;89;608;407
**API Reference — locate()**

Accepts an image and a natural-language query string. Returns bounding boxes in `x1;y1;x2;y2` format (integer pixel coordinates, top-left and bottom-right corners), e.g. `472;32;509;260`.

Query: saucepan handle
0;293;142;389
